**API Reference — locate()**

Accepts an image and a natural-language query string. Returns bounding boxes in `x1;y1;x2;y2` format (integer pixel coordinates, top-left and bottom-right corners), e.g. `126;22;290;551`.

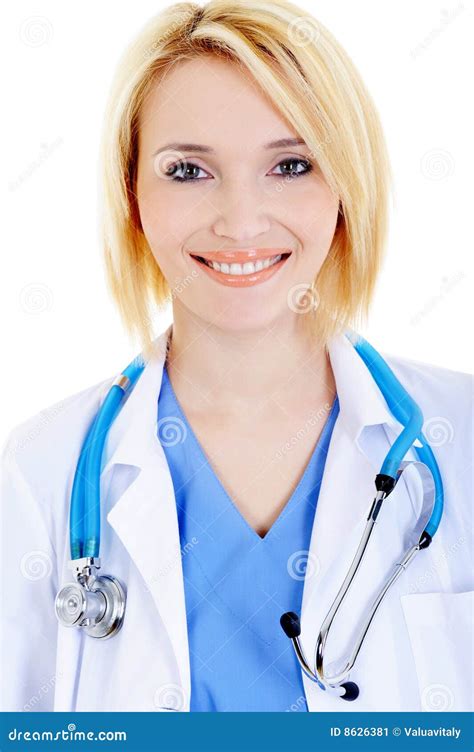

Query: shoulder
381;350;473;436
1;373;116;496
379;350;472;464
381;349;472;395
380;351;472;583
0;373;119;579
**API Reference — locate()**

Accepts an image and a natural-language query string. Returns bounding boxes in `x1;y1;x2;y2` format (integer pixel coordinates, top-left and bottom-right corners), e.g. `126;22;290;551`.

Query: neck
164;310;336;420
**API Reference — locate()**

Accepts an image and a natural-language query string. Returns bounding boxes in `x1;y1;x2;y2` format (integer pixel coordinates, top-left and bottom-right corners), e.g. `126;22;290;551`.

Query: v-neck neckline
160;362;339;543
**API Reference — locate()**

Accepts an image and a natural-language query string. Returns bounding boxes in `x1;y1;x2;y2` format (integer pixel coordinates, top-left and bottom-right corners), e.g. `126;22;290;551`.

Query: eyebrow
152;137;307;156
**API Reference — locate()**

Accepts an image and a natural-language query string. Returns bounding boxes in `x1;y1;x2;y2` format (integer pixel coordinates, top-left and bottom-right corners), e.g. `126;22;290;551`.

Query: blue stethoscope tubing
69;331;444;561
70;354;146;559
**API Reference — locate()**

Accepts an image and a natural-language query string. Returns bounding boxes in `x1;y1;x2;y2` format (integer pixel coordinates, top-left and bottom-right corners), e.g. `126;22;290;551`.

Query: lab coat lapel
98;324;191;703
301;332;404;598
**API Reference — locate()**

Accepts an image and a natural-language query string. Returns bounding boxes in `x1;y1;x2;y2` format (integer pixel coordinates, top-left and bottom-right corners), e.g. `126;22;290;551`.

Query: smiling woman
100;0;392;361
2;0;472;718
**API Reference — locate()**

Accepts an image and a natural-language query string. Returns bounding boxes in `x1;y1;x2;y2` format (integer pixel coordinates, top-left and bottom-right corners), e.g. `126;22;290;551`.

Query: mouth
190;251;291;275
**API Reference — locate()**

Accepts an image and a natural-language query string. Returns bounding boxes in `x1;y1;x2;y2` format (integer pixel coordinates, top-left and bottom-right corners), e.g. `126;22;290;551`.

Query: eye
164;156;313;183
270;157;313;178
164;160;209;182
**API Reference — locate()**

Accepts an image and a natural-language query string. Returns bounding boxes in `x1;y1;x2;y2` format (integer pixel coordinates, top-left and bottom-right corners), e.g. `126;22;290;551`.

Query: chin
205;306;290;336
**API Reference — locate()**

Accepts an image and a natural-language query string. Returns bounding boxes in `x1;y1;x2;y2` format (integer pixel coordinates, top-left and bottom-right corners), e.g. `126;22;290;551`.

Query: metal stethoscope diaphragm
55;557;126;639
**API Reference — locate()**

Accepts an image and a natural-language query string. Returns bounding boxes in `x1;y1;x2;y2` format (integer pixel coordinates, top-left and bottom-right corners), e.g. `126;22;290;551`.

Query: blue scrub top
157;363;339;712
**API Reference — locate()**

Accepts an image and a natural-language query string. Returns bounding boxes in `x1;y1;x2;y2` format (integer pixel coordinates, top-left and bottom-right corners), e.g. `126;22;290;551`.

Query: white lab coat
1;323;472;712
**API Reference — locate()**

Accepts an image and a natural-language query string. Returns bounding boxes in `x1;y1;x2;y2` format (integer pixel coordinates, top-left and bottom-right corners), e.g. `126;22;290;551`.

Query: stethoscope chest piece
55;558;126;639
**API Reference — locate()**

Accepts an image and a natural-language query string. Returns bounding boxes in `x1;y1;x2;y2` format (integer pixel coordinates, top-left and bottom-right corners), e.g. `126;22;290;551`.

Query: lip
188;248;292;263
188;250;292;288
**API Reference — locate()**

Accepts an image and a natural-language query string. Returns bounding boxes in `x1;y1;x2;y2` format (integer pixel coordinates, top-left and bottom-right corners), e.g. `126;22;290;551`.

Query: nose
212;180;272;241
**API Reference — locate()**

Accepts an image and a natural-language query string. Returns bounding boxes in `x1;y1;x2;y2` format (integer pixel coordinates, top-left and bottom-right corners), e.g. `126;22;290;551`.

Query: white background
1;0;472;444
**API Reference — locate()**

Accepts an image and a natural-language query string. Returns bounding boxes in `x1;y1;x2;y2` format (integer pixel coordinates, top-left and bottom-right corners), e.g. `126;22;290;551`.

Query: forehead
138;55;295;152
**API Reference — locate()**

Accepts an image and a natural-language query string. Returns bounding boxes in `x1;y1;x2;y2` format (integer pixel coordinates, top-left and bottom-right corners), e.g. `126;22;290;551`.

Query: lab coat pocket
400;591;473;711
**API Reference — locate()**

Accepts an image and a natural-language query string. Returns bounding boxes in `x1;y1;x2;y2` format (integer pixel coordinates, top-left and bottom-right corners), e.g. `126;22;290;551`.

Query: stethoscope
55;330;444;702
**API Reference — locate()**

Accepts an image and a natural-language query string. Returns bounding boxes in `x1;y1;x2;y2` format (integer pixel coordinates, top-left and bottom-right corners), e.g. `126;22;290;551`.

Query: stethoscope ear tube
281;458;438;700
280;613;359;700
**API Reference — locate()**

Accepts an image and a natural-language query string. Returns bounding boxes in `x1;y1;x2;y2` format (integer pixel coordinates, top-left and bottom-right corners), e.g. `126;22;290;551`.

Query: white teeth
205;254;283;275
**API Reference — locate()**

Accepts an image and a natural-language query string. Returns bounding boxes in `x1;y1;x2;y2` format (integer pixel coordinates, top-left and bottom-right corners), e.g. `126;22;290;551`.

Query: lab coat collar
101;322;401;474
327;331;403;442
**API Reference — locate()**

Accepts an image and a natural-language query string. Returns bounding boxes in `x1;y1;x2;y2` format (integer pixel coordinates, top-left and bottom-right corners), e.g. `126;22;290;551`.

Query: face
136;55;340;333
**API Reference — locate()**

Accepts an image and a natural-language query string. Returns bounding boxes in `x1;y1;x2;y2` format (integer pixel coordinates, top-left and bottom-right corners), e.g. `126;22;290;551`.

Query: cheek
137;186;187;264
296;188;339;252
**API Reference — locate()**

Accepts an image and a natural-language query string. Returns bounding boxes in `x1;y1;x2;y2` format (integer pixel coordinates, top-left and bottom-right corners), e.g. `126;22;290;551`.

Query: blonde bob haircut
100;0;392;361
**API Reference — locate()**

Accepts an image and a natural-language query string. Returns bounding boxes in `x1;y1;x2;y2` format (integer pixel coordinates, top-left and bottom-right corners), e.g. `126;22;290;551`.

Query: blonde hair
99;0;392;361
